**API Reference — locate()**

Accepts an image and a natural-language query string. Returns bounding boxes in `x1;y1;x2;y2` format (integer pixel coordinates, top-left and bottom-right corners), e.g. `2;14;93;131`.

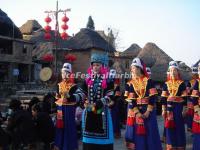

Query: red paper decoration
44;14;52;40
45;16;52;23
42;54;54;62
61;24;69;30
44;25;51;32
62;15;69;22
61;32;68;40
44;13;69;40
60;13;69;40
44;33;51;40
64;54;76;62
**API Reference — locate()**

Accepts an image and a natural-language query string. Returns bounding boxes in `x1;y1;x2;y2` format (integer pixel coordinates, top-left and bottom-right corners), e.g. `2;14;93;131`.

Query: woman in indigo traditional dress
191;63;200;150
81;53;114;150
185;66;198;131
161;61;187;150
54;63;85;150
124;57;162;150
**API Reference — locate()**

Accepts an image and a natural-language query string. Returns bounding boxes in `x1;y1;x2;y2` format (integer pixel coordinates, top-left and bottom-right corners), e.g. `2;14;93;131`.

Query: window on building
0;39;13;54
125;60;129;69
18;64;29;83
23;45;27;54
0;63;9;82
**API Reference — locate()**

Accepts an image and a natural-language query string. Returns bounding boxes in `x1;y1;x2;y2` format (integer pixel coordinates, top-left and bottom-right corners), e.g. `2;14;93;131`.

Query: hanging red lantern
61;24;69;30
44;14;52;40
71;55;76;62
62;15;69;22
44;25;51;32
42;54;54;62
60;32;68;40
45;16;52;23
44;32;51;40
65;54;76;62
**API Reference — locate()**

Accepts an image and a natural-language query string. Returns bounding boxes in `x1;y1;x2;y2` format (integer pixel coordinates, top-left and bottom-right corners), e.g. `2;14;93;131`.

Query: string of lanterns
44;13;69;40
61;13;69;39
44;14;52;40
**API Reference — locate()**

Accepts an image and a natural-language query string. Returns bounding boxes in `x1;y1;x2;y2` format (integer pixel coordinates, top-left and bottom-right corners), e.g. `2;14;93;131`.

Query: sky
1;0;200;66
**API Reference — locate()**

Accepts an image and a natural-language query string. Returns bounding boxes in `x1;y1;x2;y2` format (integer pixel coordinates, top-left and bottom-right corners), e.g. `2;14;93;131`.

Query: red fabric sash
165;112;175;129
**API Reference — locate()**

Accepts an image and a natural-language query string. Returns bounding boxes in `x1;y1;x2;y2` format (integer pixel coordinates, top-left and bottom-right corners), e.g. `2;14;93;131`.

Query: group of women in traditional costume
53;52;200;150
54;54;115;150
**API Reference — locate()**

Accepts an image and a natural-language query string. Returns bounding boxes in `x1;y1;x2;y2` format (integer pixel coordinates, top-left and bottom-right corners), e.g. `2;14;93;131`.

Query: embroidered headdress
90;53;103;64
169;61;179;70
131;57;149;77
62;63;72;73
86;53;109;89
191;66;198;74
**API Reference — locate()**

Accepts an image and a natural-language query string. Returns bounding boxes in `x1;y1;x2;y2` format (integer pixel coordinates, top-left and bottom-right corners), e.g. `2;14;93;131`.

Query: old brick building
0;9;34;85
0;35;34;83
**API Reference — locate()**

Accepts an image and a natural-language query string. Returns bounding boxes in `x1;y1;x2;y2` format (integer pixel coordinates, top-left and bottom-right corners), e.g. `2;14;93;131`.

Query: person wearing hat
108;69;121;138
54;63;86;150
161;61;187;150
185;66;199;132
124;58;162;150
191;63;200;150
81;53;114;150
160;70;171;144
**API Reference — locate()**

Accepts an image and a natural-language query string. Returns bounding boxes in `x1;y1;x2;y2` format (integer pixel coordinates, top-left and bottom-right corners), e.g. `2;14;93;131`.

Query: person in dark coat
0;111;10;149
108;69;121;138
7;99;36;150
32;103;55;150
27;97;40;113
42;93;56;114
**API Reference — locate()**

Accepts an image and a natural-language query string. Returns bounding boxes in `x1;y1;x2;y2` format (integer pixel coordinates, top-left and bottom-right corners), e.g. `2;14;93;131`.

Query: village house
0;9;34;98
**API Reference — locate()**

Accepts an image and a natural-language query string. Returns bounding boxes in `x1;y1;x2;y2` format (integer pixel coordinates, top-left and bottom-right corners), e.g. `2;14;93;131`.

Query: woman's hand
182;107;187;117
162;111;167;118
136;112;142;118
108;101;114;107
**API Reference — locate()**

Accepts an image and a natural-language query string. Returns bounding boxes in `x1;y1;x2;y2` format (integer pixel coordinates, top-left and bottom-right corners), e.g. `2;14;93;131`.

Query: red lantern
62;15;69;22
65;54;76;62
44;25;51;32
45;16;52;23
61;24;68;30
61;32;68;40
42;54;54;62
71;55;76;62
44;33;51;40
